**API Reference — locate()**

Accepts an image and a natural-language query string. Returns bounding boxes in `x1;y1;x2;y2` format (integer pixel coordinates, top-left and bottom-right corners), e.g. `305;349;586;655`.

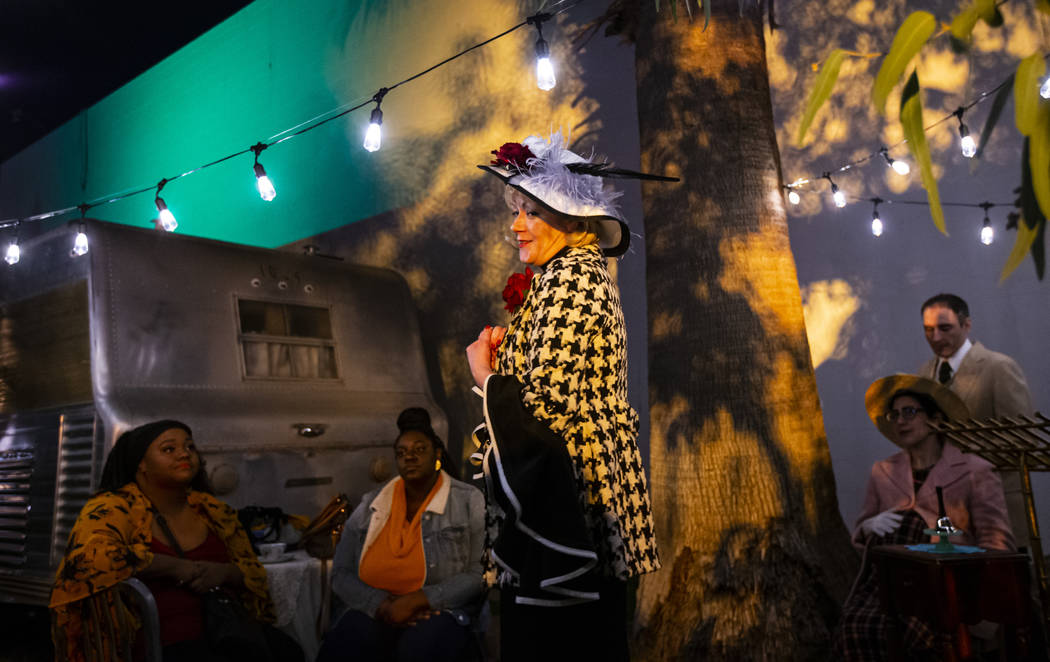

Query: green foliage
1014;53;1046;137
1017;139;1048;279
796;49;848;146
900;72;946;234
872;11;936;116
1028;105;1050;223
974;75;1013;161
1001;213;1040;282
949;4;981;48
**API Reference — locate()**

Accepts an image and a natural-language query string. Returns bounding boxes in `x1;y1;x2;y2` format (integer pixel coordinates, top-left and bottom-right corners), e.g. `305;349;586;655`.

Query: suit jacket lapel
948;341;985;408
879;451;915;500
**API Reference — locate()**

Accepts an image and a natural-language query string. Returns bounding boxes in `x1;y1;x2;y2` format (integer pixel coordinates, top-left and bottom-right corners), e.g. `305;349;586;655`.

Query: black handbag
153;512;272;660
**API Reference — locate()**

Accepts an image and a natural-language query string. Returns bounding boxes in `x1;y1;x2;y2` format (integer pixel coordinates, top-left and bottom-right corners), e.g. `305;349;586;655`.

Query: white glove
860;510;904;537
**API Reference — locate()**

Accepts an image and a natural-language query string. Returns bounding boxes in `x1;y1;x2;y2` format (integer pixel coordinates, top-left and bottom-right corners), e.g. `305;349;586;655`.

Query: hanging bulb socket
71;204;90;257
881;147;910;175
251;143;276;202
154;179;177;231
363;89;387;153
824;173;846;208
528;12;556;91
955;109;977;158
870;198;884;237
4;226;20;266
979;202;994;245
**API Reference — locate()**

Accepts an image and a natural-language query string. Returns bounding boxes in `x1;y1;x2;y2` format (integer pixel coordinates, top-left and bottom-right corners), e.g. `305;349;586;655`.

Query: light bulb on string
73;225;89;256
955;108;977;158
4;227;20;266
787;189;801;205
979;203;994;245
870;198;884;237
154;179;178;232
824;173;847;208
880;147;910;175
251;143;276;201
528;12;555;91
363;88;388;153
1041;76;1050;100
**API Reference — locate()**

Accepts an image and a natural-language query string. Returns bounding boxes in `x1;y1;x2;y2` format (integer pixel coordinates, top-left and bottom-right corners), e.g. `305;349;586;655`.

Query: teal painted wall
1;0;604;248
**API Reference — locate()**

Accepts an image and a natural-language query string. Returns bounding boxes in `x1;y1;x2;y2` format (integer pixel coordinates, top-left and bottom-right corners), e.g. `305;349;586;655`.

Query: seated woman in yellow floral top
50;420;303;662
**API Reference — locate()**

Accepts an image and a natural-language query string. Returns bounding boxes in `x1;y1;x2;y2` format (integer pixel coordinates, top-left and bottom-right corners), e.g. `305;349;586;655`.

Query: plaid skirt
833;510;946;661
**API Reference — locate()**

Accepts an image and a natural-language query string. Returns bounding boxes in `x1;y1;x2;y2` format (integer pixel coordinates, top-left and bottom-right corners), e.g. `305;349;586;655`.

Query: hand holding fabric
860;510;904;537
466;327;497;388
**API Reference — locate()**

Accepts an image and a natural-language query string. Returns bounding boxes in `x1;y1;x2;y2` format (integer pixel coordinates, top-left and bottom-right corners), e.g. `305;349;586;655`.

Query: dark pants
159;624;303;662
316;609;473;662
499;578;629;662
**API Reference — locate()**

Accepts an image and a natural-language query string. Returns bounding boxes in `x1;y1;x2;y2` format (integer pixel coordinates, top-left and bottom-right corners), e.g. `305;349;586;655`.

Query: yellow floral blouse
49;483;274;662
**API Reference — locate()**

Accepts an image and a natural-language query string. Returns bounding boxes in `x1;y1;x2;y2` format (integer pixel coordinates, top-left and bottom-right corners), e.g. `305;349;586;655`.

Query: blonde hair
504;187;600;248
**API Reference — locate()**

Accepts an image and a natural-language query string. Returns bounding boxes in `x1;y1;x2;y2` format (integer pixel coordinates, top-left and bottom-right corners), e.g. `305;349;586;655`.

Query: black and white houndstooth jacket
493;244;659;579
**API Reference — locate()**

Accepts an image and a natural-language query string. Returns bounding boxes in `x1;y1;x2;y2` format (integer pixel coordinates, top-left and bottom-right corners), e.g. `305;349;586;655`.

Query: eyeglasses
884;406;924;422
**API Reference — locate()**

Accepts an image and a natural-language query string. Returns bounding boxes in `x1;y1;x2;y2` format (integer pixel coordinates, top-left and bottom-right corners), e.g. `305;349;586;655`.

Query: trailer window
237;300;337;380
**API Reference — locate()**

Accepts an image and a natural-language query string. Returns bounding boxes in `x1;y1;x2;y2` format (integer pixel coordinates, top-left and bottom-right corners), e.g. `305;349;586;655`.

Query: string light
787;188;801;205
250;143;276;201
70;204;90;256
870;198;884;237
824;172;847;208
880;147;910;175
5;225;20;266
363;88;388;153
154;179;178;232
72;224;89;256
1041;76;1050;99
979;202;994;245
528;12;555;91
955;108;977;158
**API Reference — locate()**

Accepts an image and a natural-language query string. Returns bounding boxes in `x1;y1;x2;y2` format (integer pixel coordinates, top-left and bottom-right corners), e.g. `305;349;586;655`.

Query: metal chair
118;577;162;662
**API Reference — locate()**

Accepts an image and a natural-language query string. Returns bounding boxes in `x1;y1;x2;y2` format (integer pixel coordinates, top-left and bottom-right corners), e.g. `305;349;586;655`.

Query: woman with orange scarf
319;408;486;662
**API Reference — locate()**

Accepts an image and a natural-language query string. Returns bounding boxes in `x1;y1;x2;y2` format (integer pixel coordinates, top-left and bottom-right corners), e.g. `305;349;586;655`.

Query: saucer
259;552;294;564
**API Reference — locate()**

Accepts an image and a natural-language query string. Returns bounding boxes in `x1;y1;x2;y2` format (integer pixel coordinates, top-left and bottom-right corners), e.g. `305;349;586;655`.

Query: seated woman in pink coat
835;374;1014;661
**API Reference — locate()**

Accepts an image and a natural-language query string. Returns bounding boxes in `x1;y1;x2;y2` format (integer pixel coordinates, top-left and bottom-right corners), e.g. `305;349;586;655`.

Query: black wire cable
0;1;579;229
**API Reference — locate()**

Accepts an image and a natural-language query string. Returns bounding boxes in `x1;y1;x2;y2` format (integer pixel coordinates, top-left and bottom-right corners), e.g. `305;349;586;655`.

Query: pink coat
852;443;1015;551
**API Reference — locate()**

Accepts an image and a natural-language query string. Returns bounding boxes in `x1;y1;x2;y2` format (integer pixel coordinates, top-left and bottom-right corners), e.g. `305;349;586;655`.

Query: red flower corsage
502;267;534;314
491;142;536;171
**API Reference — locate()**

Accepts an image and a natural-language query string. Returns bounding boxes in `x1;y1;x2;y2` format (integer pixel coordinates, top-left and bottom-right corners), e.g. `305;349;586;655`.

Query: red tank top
143;530;230;646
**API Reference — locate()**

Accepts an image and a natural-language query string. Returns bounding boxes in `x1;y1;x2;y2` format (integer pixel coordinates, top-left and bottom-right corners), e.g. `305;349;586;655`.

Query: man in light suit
918;292;1035;548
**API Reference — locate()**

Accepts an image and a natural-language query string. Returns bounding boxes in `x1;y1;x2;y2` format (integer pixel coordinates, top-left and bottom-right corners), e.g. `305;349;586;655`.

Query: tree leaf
703;0;710;31
1000;216;1040;283
873;11;936;116
974;75;1013;161
796;49;848;146
976;0;997;23
1014;53;1046;137
949;4;980;46
1038;0;1050;15
1020;138;1048;279
900;71;946;234
1029;105;1050;221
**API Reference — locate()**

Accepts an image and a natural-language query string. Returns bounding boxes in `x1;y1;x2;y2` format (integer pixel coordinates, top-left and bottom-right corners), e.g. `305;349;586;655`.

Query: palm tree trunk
632;1;858;658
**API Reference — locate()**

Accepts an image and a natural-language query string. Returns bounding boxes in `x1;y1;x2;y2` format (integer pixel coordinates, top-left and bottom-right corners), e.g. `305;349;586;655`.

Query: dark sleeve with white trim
482;373;600;605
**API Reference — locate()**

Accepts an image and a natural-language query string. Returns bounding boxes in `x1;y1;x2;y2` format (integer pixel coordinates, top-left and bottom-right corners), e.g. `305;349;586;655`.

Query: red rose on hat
491;143;536;171
502;267;534;314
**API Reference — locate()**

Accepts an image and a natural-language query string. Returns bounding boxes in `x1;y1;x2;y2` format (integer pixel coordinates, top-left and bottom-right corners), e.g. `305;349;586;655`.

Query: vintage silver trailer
0;219;444;605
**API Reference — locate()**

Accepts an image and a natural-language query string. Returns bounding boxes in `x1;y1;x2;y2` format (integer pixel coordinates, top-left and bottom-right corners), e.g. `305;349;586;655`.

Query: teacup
257;542;286;561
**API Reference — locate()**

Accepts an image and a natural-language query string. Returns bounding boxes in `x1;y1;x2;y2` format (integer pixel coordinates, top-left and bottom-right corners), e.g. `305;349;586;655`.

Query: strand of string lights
0;1;578;258
782;52;1050;244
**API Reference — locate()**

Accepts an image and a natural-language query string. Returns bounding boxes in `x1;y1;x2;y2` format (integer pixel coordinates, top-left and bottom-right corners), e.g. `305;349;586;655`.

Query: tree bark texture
632;2;858;659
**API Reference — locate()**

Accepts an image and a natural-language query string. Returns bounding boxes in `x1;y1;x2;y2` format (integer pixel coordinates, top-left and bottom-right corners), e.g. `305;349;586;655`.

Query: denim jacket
331;471;486;619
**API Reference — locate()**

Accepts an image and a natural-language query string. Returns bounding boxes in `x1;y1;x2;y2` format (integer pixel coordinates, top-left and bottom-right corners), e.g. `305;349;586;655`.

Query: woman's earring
435;459;442;472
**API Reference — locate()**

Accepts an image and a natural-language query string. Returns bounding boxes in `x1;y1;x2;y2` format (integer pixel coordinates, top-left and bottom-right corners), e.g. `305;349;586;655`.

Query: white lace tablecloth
263;550;324;661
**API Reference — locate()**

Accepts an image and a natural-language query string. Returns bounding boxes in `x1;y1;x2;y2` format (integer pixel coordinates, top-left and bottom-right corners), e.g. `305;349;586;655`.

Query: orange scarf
359;475;443;595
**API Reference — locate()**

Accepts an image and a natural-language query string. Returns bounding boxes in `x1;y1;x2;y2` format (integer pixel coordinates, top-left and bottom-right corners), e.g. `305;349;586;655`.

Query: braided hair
396;407;456;476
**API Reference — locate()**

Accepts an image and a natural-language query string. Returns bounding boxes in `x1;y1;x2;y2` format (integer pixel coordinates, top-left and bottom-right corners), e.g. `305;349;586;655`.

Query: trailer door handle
293;423;327;438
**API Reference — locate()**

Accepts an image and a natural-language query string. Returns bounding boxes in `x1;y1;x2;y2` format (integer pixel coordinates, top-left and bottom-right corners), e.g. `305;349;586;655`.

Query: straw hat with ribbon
478;131;677;258
864;374;971;444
